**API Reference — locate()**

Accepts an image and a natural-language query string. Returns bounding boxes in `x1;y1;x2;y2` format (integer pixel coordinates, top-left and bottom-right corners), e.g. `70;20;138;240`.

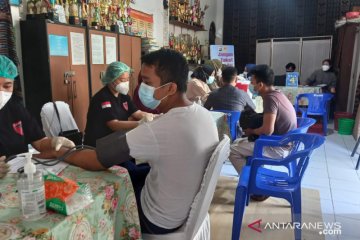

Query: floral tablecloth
275;86;322;105
0;165;141;240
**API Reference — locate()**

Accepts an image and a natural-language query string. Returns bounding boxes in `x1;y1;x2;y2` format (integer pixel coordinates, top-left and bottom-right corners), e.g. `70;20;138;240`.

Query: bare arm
106;120;139;131
36;148;106;171
131;110;156;121
31;137;52;152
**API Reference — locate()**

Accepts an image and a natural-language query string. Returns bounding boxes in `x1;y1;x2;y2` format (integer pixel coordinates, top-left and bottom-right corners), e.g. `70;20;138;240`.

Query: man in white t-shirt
41;49;219;234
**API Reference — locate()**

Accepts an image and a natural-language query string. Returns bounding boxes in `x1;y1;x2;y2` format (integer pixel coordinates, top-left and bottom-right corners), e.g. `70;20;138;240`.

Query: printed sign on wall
210;45;235;66
49;35;69;56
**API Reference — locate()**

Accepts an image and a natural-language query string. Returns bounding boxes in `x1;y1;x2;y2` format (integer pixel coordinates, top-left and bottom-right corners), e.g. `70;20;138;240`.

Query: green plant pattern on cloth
0;165;141;240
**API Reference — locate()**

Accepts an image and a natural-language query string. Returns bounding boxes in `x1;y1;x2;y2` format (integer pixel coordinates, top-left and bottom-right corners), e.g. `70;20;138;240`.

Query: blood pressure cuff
95;131;131;168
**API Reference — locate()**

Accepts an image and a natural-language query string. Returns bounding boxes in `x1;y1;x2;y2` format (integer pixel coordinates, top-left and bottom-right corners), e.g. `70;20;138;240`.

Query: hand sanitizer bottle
17;153;46;221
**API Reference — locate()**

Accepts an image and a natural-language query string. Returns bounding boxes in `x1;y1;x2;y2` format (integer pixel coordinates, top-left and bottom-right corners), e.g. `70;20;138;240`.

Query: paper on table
70;32;86;65
91;34;104;64
8;156;68;175
105;36;117;64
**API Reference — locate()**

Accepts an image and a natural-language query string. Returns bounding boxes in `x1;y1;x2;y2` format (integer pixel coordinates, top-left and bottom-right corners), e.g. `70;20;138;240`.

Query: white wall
132;0;224;47
11;6;25;101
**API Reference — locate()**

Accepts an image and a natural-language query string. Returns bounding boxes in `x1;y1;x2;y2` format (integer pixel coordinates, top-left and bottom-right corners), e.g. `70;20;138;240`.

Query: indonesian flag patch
12;121;24;136
123;102;128;111
101;101;111;109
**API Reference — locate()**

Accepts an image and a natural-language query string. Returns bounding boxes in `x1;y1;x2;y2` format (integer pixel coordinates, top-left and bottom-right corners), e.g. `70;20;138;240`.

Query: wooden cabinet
119;34;141;97
20;21;90;132
20;20;142;131
88;30;118;96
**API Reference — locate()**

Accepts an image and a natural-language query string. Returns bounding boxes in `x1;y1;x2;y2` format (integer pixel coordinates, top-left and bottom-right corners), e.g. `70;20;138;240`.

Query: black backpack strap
52;102;63;133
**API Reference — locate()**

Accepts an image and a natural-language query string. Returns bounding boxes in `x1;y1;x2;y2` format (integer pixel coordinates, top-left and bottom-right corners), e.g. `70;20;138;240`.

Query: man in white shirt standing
41;49;219;234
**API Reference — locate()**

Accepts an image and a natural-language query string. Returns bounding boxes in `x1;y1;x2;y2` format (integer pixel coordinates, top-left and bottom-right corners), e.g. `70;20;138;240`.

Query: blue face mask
249;84;258;97
207;76;215;84
139;82;170;110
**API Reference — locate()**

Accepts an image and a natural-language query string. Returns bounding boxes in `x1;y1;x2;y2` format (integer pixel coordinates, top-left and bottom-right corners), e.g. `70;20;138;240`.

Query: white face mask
115;81;129;95
322;65;330;72
0;91;12;110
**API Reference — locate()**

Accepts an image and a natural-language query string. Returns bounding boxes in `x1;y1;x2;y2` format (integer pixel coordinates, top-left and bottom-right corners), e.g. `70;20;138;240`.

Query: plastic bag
44;173;93;215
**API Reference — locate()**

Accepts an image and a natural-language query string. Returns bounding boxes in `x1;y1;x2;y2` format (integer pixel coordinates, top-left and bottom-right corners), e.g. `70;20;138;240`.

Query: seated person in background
84;61;153;147
237;63;256;82
229;65;297;174
204;59;222;90
39;49;219;234
243;63;256;79
204;66;255;112
274;62;296;86
306;59;336;93
0;55;75;178
186;65;213;104
133;72;160;114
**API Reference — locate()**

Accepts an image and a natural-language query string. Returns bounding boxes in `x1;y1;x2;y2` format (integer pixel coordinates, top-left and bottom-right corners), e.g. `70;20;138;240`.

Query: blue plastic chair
232;133;325;240
258;117;316;141
213;110;241;142
247;117;316;159
295;93;333;135
254;117;316;176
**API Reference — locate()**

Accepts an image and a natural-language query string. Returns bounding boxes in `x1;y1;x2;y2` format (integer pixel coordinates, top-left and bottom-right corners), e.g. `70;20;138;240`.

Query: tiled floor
220;125;360;240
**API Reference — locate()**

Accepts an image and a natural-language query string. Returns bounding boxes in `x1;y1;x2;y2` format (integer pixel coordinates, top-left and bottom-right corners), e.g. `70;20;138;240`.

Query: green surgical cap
101;61;131;85
0;55;18;80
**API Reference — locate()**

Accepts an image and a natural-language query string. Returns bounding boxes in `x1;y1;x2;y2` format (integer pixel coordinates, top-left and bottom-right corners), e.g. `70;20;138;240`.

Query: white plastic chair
142;135;230;240
40;101;79;137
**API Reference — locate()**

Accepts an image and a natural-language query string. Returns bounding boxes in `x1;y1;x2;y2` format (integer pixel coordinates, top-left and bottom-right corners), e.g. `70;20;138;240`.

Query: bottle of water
17;153;46;221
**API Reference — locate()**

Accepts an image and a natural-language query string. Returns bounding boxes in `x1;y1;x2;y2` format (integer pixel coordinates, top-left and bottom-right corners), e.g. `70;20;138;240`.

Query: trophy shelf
169;20;206;31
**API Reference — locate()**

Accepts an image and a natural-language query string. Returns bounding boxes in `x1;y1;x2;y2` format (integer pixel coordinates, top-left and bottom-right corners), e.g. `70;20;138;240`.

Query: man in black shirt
274;62;296;86
84;61;153;147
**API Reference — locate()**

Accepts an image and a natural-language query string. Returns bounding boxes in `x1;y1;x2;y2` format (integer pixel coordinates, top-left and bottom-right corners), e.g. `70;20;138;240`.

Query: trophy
191;3;197;26
169;0;178;21
64;0;70;22
125;0;132;26
118;0;126;28
178;2;185;22
68;0;79;24
200;4;208;28
169;33;175;49
99;0;110;30
40;0;51;13
81;0;89;26
89;0;100;27
27;0;35;15
109;0;118;32
34;0;42;14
